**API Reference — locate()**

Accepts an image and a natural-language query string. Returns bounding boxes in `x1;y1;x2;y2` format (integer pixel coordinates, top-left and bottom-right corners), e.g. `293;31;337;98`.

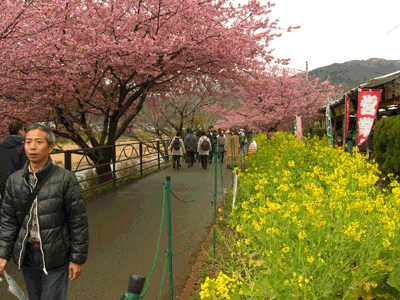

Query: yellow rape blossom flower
299;230;307;240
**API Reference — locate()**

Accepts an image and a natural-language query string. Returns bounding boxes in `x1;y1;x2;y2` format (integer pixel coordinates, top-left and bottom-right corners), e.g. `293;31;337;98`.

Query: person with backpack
169;131;186;169
197;131;211;169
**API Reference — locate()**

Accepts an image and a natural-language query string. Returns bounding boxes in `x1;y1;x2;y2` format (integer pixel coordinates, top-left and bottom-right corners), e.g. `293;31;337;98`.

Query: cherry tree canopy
0;0;295;149
213;68;340;133
129;77;230;139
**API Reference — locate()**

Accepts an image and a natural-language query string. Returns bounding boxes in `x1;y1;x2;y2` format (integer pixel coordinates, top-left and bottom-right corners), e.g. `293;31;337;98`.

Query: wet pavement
0;160;232;300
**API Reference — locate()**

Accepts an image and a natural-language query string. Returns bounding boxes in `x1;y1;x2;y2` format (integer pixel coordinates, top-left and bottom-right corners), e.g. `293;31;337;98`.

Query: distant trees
213;68;340;133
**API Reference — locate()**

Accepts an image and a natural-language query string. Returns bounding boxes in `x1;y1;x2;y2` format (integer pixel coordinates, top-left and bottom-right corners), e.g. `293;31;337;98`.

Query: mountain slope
309;58;400;90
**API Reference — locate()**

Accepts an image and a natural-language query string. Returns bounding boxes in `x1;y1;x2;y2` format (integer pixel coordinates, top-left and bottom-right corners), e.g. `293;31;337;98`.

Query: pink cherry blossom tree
0;0;297;181
213;68;340;133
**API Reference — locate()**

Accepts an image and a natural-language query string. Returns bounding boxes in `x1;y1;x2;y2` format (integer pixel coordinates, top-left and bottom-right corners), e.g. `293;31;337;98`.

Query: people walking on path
195;129;202;164
197;131;211;170
217;129;227;164
0;124;89;300
239;129;247;156
184;129;198;168
169;131;186;170
207;126;218;164
0;122;28;200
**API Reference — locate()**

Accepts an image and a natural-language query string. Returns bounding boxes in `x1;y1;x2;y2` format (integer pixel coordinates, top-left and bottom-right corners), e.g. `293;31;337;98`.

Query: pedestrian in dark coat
184;129;198;167
0;122;28;220
197;132;211;169
0;124;89;300
207;126;218;163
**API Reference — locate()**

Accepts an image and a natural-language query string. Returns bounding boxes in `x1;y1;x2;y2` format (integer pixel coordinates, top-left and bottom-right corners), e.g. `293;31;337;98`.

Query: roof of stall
322;69;400;109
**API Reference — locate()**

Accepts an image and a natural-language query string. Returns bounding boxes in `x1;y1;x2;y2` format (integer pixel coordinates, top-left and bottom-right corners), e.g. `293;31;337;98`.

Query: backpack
217;136;225;147
201;139;210;151
173;138;181;150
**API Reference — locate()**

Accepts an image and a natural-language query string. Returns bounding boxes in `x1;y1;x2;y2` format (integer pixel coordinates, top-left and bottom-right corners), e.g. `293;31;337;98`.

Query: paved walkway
0;160;232;300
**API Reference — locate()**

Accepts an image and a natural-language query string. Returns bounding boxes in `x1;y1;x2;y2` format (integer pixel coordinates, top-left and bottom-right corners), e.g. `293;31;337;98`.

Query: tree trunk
161;140;170;162
92;147;114;185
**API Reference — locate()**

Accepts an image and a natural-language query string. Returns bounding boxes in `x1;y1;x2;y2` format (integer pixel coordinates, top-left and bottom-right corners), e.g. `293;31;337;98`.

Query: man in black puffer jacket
0;124;89;300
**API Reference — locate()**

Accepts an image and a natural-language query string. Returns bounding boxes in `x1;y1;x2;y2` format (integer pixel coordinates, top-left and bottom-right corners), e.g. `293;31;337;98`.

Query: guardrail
50;139;172;193
118;141;252;299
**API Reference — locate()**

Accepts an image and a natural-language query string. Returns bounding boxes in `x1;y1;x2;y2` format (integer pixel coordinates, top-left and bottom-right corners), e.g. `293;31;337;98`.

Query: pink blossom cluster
0;0;303;146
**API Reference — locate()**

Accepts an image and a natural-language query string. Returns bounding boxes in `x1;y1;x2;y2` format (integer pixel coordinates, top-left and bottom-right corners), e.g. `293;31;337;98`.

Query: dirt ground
51;139;168;170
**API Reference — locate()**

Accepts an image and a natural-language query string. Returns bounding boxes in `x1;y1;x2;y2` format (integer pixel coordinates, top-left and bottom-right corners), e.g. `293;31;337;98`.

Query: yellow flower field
200;132;400;299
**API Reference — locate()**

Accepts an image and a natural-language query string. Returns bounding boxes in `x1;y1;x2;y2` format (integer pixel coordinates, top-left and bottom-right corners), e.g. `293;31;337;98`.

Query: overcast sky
266;0;400;71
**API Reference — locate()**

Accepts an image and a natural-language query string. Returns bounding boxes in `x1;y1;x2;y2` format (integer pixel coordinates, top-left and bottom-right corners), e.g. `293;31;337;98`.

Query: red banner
344;95;350;140
357;90;381;145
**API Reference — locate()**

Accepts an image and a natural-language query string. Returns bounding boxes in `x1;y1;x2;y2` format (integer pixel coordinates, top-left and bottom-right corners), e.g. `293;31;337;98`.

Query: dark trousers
200;155;208;169
347;140;354;155
187;151;195;165
22;247;69;300
218;150;225;163
208;144;216;162
172;155;181;168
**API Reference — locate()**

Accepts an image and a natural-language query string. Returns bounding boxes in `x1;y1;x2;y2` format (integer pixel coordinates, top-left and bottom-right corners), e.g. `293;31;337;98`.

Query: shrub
116;160;139;179
374;116;400;177
302;127;326;139
78;169;98;191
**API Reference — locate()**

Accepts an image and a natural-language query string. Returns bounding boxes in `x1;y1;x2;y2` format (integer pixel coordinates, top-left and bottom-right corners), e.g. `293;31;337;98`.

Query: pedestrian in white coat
197;131;211;169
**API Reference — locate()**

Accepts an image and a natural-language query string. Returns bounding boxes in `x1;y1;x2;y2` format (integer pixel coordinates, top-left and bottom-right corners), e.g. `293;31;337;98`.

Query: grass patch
187;191;235;300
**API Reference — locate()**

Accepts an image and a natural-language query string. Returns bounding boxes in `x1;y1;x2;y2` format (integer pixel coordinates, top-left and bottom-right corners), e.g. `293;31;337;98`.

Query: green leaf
230;260;236;268
387;272;400;291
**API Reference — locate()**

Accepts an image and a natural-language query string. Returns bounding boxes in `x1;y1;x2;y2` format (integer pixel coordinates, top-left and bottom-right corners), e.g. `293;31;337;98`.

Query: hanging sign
296;116;303;140
357;90;381;145
248;140;257;154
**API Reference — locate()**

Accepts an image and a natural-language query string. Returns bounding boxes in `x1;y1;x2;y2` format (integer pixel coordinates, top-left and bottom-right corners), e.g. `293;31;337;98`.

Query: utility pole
306;61;309;83
306;61;310;136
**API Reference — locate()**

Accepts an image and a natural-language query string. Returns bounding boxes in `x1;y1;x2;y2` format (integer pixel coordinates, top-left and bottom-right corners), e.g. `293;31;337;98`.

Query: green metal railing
119;143;251;299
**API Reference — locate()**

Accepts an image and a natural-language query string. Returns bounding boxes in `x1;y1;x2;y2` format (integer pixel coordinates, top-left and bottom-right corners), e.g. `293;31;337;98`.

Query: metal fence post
139;142;143;176
166;176;173;300
119;274;146;300
65;151;72;171
219;146;225;221
213;153;217;264
157;141;161;169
